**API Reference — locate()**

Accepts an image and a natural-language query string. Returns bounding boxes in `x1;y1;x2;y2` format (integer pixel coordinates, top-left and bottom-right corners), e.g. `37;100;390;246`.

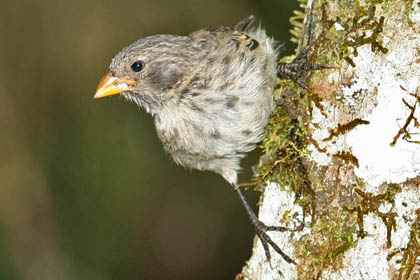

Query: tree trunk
238;0;420;279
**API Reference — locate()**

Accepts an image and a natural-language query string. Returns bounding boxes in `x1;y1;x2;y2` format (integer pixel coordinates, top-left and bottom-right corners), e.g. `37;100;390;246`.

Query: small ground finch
94;15;324;264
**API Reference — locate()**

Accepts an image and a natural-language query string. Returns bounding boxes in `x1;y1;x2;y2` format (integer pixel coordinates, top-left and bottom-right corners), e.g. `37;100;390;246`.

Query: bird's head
94;35;197;115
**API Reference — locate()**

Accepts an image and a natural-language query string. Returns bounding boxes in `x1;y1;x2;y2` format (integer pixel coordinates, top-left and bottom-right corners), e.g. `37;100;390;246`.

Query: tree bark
238;0;420;279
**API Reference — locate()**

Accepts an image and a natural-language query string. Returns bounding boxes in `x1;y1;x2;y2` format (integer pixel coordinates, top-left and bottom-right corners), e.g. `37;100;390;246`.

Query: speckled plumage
109;16;278;185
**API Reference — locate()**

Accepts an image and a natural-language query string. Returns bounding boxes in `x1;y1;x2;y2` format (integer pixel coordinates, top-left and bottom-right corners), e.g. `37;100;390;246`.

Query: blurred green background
0;0;298;279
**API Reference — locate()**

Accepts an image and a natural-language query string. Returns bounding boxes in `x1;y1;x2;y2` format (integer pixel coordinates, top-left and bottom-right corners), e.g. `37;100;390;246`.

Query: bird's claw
253;220;297;265
277;43;333;90
277;1;335;90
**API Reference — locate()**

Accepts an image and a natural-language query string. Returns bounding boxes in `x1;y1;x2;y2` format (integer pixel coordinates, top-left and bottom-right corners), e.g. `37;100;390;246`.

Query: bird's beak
94;73;137;99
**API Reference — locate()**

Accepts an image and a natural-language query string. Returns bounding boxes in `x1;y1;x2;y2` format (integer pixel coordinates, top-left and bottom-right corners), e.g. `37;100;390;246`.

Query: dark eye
131;60;145;72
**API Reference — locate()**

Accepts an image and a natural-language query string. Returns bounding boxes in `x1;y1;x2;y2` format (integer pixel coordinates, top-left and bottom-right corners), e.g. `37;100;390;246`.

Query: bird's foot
277;0;335;90
253;219;297;265
277;43;333;90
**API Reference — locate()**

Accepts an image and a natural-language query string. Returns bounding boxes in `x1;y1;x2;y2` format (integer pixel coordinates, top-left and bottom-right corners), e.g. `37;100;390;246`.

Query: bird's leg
235;187;297;264
277;54;328;90
277;1;332;89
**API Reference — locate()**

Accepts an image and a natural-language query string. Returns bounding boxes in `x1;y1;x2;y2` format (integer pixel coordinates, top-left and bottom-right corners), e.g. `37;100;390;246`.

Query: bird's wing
189;26;260;53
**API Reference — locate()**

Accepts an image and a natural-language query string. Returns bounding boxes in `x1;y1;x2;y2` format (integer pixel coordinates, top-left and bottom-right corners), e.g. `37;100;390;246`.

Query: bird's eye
131;60;145;72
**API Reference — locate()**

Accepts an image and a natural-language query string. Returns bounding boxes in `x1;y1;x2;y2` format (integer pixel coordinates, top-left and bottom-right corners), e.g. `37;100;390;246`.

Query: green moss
293;210;357;278
318;2;390;71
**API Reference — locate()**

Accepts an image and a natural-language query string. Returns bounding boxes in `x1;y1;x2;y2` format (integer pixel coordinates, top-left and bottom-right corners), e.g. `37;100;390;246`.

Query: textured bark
238;0;420;279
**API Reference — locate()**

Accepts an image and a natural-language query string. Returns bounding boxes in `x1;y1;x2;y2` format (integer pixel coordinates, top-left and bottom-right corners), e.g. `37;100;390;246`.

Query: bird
94;15;320;264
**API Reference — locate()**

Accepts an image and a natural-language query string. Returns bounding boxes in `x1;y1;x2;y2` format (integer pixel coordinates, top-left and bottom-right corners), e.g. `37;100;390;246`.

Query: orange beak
94;73;137;99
